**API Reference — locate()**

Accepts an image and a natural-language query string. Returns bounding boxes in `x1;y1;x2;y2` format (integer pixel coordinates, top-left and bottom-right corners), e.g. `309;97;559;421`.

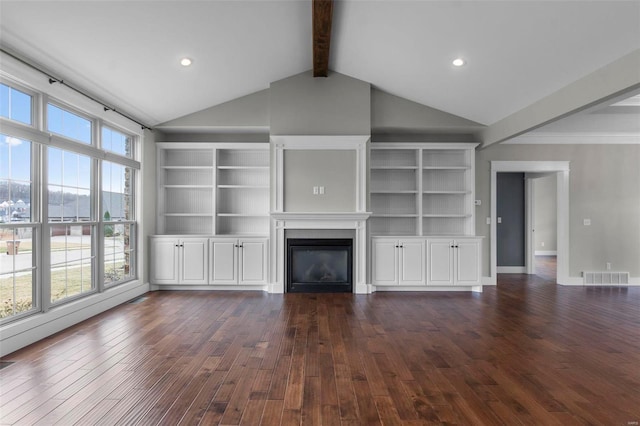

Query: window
0;77;139;324
0;134;36;320
102;126;133;158
48;147;95;303
47;103;92;144
48;148;92;222
0;135;32;222
0;83;32;125
102;161;135;285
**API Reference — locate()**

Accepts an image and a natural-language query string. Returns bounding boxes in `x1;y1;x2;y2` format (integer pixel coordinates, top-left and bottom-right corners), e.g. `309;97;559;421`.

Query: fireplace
287;239;353;293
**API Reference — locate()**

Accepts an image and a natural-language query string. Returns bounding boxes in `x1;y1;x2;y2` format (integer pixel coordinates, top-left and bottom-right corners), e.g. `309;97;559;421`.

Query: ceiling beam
481;49;640;148
313;0;333;77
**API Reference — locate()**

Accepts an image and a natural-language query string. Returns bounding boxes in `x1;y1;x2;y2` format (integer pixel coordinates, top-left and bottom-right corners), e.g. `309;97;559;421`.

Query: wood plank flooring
1;271;639;424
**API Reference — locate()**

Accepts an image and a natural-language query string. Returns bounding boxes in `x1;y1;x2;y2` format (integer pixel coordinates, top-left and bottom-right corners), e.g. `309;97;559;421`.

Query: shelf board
162;213;214;217
217;213;270;217
164;185;213;189
370;166;418;170
217;166;269;170
217;185;269;189
161;166;213;170
423;190;470;194
423;166;469;170
370;190;418;194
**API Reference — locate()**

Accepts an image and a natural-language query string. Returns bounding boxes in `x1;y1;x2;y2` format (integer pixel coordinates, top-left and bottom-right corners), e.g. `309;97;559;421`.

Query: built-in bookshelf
370;148;419;235
216;149;269;235
157;143;269;235
369;143;477;236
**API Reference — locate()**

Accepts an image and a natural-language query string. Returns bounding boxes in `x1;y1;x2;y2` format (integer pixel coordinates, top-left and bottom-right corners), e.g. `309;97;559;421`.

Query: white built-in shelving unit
369;143;477;237
216;149;270;235
157;143;269;236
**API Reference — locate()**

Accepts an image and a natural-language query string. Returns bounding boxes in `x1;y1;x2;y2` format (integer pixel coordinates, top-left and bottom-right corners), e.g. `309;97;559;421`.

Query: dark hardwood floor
1;272;639;424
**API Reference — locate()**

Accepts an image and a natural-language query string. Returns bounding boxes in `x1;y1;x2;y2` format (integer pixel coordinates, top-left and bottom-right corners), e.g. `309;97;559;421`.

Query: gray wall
534;174;557;252
283;150;356;212
476;144;640;277
270;71;371;135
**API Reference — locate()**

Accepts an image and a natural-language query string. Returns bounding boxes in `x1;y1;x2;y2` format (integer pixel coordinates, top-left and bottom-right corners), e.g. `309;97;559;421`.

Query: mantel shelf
271;212;372;221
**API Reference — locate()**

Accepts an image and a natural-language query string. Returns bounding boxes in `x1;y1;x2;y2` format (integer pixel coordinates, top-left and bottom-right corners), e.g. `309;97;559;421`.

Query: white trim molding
269;212;372;294
504;132;640;145
491;161;570;286
270;135;370;213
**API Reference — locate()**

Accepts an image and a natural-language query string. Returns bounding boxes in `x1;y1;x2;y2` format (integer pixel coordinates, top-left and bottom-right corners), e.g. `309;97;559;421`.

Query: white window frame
0;73;142;323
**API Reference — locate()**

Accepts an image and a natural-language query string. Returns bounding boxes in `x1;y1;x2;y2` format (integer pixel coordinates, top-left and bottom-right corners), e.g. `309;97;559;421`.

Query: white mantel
269;135;372;294
269;212;372;294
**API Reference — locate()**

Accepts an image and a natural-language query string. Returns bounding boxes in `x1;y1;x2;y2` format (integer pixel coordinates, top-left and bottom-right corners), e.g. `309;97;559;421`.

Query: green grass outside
0;241;89;255
1;261;127;319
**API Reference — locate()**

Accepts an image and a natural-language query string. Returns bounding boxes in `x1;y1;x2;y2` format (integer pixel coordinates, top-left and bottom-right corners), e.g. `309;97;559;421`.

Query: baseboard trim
482;276;496;286
0;280;149;357
153;285;268;292
497;266;527;273
535;251;557;256
374;286;479;292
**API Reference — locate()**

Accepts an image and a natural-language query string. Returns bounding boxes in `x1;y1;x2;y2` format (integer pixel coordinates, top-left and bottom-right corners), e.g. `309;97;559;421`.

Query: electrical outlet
606;262;611;270
583;218;591;226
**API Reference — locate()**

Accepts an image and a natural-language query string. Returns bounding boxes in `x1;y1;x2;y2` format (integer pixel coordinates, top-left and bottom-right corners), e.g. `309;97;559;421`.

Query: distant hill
2;181;128;220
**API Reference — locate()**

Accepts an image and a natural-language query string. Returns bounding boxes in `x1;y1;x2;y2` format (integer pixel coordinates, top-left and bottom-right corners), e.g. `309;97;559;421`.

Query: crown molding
504;132;640;145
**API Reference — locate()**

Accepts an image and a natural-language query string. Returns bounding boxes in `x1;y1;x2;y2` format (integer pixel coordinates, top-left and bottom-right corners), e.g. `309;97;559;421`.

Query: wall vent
583;271;629;285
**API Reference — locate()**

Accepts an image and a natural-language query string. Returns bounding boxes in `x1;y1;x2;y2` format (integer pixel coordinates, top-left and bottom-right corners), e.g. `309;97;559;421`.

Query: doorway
490;161;570;285
528;173;558;280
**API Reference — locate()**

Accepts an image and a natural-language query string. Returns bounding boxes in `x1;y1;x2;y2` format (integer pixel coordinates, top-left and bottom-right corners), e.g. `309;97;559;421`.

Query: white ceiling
1;0;639;130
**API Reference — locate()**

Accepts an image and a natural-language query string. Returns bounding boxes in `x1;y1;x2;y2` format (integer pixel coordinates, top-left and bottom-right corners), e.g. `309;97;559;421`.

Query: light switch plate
475;200;481;206
313;186;319;195
583;218;591;226
319;186;325;195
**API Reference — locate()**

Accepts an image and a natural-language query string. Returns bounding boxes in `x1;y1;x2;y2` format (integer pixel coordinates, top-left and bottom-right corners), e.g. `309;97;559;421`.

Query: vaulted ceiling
1;1;639;140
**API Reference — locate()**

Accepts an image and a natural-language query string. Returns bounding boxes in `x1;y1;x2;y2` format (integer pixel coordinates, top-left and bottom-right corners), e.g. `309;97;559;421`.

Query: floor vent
128;296;148;304
583;271;629;285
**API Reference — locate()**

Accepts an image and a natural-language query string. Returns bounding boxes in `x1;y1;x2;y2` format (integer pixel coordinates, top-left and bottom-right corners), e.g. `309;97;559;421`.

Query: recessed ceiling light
452;58;465;67
180;58;192;67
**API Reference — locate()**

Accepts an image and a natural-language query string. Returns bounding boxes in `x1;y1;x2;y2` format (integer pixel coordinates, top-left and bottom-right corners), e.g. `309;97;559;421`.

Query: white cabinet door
455;239;481;285
239;238;268;285
372;238;398;285
427;239;454;286
150;238;179;285
399;239;425;285
210;239;238;284
181;238;209;285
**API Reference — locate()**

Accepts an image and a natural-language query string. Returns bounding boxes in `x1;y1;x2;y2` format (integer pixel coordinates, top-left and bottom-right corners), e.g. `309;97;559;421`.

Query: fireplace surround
287;238;353;293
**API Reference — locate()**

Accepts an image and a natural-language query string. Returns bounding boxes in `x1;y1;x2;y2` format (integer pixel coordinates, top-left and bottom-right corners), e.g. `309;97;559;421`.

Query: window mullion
95;158;104;293
40;145;51;312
